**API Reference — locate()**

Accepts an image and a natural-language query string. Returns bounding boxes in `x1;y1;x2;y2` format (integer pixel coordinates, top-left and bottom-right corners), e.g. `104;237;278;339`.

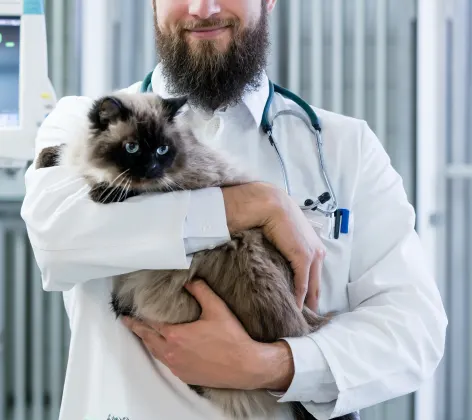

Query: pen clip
334;210;341;239
332;209;350;239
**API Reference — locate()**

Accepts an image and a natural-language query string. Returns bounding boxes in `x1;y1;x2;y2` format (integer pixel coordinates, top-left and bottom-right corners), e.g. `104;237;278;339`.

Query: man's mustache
177;18;238;32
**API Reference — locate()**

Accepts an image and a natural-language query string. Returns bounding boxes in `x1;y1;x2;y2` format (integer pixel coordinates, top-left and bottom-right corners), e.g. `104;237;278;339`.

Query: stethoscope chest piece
301;192;332;211
260;81;351;239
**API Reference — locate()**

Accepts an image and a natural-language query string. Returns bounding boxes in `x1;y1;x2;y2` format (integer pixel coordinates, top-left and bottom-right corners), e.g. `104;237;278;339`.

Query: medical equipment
140;71;350;238
0;0;56;199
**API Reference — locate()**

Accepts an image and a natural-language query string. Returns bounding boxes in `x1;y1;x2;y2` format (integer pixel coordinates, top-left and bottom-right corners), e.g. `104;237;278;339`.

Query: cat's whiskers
159;177;175;192
98;188;113;203
91;169;130;203
163;175;185;191
170;180;184;191
116;179;126;203
118;178;132;202
99;185;119;203
125;178;132;199
100;175;130;203
109;169;130;188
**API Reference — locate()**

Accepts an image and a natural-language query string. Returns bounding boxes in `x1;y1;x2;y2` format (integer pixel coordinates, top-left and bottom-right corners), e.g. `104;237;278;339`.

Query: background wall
436;1;472;420
0;0;470;419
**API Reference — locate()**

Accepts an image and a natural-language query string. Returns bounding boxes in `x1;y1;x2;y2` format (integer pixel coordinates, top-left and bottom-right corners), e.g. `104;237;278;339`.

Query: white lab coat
20;64;447;420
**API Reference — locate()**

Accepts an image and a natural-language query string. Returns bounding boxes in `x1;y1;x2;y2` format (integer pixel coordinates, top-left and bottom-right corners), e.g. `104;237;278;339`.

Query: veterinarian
21;0;447;419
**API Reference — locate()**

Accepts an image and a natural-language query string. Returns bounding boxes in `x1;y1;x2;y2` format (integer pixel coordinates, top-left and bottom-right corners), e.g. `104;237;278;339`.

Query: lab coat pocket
303;210;332;239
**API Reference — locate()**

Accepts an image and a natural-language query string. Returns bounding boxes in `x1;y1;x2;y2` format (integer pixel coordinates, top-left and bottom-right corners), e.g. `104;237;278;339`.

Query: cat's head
85;93;191;191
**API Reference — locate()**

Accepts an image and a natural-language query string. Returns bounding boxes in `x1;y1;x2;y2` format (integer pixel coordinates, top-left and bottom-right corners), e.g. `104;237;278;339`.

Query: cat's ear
89;96;128;130
161;97;188;121
99;97;124;122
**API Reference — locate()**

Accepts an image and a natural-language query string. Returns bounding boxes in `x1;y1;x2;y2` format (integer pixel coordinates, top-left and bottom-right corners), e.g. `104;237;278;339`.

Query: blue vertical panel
24;0;44;15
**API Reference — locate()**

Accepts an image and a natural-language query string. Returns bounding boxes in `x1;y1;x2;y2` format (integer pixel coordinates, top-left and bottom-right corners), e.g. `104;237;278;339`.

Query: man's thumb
185;279;228;319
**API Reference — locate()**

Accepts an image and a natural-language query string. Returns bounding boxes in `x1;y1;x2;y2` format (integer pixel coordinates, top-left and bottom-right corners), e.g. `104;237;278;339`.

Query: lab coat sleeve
20;96;230;292
280;121;447;419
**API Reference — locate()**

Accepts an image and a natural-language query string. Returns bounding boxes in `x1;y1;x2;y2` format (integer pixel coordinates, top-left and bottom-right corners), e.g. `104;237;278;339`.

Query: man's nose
188;0;221;20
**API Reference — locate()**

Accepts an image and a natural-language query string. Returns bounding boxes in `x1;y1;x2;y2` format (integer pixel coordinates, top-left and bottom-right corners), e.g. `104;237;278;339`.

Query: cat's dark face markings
87;95;188;188
106;116;176;181
81;92;244;196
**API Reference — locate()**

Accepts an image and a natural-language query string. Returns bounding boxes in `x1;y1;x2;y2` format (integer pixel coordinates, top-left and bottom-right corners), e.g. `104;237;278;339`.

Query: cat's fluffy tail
302;306;333;333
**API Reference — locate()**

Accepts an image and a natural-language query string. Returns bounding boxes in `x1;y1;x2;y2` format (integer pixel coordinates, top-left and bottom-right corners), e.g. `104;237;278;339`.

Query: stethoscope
140;71;350;239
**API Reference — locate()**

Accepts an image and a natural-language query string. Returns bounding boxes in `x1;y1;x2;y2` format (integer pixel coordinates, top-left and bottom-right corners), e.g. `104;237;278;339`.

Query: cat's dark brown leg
89;183;140;204
188;385;205;396
35;144;65;169
109;292;135;319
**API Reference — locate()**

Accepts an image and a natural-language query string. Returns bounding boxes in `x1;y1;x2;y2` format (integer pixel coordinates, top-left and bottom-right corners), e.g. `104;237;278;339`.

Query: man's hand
122;280;294;392
222;182;326;311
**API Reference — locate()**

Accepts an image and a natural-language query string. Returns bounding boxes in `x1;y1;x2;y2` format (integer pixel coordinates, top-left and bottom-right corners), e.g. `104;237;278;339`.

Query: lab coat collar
150;62;269;127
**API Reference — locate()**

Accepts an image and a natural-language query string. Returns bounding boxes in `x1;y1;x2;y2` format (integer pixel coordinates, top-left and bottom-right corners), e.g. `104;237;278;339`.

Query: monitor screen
0;16;21;128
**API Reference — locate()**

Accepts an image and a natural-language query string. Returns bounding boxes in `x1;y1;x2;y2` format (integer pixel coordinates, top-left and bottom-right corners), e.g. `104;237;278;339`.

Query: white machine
0;0;56;199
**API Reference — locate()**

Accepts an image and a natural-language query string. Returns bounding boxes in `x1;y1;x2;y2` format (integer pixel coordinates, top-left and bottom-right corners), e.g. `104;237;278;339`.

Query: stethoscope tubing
269;110;338;216
139;72;338;216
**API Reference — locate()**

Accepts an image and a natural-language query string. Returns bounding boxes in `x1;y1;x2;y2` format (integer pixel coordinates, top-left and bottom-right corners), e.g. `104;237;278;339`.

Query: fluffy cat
35;92;357;420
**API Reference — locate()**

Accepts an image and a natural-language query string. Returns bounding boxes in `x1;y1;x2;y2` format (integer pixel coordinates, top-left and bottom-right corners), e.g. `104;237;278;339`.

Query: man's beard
154;5;270;112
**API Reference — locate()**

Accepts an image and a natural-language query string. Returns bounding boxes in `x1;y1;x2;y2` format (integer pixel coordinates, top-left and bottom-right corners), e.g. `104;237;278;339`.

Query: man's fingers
185;279;228;319
142;332;167;362
305;250;325;311
122;317;167;359
305;262;320;311
293;262;310;310
122;317;159;340
145;320;171;338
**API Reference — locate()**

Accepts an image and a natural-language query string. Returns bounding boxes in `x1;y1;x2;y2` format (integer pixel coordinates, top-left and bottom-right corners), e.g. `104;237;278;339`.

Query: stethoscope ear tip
319;192;331;204
304;198;315;207
304;192;331;208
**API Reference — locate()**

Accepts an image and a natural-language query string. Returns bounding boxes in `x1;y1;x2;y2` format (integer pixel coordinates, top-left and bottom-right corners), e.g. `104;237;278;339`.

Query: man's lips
185;26;231;39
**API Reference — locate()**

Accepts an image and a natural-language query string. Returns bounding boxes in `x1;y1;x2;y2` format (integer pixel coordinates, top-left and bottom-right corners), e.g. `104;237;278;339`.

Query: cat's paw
35;145;64;169
89;183;139;203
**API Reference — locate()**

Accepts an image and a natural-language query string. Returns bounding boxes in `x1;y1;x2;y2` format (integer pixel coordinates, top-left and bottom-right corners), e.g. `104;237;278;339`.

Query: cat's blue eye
125;142;140;154
156;145;169;156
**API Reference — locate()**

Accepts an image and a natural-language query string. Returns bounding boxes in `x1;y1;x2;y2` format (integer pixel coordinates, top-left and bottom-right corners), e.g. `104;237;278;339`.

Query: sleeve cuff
271;335;339;404
183;187;231;254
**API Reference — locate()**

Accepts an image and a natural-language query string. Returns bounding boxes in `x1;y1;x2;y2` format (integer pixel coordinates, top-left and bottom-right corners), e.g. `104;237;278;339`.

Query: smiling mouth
185;25;232;38
190;25;231;32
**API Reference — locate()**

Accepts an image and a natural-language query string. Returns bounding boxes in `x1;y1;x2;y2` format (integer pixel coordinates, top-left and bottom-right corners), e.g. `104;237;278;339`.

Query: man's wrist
249;340;295;392
222;182;283;234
